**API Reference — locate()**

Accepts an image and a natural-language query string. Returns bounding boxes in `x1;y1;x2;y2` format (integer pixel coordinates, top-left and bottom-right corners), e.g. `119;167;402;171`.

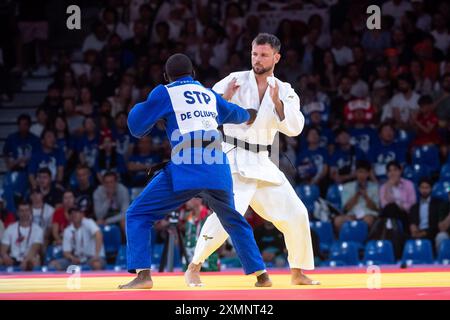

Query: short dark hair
356;160;371;171
37;167;52;177
386;160;402;171
164;53;193;80
397;73;415;89
418;95;433;106
418;177;433;187
103;171;117;180
17;200;31;209
252;33;281;53
17;114;32;126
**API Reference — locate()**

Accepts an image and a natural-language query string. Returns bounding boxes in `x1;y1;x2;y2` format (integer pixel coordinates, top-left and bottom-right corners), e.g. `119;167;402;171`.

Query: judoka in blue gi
118;54;272;289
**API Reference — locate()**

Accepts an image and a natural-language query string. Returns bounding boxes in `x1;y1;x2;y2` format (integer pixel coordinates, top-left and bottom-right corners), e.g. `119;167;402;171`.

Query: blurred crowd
1;0;450;270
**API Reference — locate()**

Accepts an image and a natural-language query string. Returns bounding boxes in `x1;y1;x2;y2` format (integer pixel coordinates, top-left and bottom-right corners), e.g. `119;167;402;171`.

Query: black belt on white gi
223;134;272;155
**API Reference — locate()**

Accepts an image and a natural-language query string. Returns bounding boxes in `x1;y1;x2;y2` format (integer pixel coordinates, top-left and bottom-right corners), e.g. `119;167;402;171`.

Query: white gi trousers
192;172;315;270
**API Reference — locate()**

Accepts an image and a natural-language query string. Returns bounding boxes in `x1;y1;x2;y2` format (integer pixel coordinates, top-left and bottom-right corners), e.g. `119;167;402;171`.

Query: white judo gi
192;70;315;270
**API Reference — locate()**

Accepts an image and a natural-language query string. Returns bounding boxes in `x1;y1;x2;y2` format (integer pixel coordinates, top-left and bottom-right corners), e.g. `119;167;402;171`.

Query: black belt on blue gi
147;138;223;178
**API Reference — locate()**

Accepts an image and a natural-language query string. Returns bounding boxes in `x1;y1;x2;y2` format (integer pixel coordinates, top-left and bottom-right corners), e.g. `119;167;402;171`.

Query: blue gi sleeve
212;90;250;125
127;85;170;138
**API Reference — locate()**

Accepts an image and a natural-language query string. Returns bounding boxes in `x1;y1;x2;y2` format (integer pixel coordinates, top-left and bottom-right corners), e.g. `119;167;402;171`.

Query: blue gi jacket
127;76;250;192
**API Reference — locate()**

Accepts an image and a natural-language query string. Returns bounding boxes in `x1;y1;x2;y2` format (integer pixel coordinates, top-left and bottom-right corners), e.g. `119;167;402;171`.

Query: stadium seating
295;184;320;214
100;224;122;258
363;240;396;265
326;184;343;210
411;145;440;173
310;220;334;252
115;245;127;269
431;180;450;201
403;164;431;184
437;239;450;265
401;239;434;265
439;164;450;182
325;241;359;266
44;245;64;266
338;220;368;249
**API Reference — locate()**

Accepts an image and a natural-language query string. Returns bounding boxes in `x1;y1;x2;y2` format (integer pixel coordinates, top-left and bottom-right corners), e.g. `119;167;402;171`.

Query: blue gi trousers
125;167;266;275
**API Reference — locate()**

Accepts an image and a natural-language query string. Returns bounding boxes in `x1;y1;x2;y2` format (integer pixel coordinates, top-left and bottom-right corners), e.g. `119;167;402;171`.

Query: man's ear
192;69;196;79
163;72;169;83
274;52;281;64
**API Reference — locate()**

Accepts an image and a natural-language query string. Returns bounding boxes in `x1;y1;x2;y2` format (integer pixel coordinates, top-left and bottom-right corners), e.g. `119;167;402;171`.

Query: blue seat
100;224;122;256
310;221;334;252
45;245;64;265
437;239;450;264
432;181;450;201
401;239;434;265
339;220;368;248
295;184;320;214
152;243;164;266
403;164;431;184
439;164;450;182
326;184;343;210
115;245;127;268
363;240;396;265
412;145;440;173
327;241;359;266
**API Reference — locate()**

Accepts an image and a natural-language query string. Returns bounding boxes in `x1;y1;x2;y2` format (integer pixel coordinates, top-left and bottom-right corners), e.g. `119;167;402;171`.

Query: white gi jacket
212;70;305;185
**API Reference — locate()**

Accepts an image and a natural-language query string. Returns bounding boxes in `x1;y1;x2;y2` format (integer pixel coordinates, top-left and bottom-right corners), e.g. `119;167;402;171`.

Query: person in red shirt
51;190;75;245
0;197;16;228
412;95;441;146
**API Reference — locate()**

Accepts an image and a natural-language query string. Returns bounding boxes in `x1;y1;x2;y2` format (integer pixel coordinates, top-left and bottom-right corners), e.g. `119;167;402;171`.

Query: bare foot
255;272;272;287
184;263;204;287
118;270;153;289
291;268;320;285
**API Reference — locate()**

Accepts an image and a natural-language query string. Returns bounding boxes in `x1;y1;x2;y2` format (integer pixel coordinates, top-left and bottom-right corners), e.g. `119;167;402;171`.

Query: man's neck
40;185;51;195
254;70;273;87
32;202;44;209
19;220;31;228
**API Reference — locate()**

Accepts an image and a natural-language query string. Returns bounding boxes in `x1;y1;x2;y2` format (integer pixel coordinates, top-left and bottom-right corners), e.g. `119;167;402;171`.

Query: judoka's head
164;53;194;82
251;33;281;75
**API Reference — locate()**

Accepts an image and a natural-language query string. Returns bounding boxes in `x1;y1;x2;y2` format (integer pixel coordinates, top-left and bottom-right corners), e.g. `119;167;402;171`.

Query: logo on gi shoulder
203;235;213;241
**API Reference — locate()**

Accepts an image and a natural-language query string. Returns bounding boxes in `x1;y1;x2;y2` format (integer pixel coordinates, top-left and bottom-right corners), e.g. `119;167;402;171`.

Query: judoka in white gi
186;33;319;286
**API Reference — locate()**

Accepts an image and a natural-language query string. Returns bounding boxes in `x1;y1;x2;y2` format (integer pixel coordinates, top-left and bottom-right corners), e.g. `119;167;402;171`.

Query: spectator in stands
330;76;356;125
93;172;129;233
73;165;96;218
254;221;287;268
94;135;127;182
1;201;43;271
30;188;54;244
369;122;407;182
48;206;105;271
409;178;441;243
35;168;63;208
39;84;62;123
53;115;74;165
379;161;416;232
410;59;433;95
63;98;85;136
347;63;369;99
435;73;450;126
329;127;365;185
52;190;75;246
436;187;450;250
82;20;108;53
28;129;65;189
2;114;40;212
30;107;48;138
335;160;379;231
381;74;420;129
412;95;441;146
0;196;15;228
76;87;96;118
113;111;136;161
59;70;78;100
127;136;161;188
75;117;99;169
296;127;329;194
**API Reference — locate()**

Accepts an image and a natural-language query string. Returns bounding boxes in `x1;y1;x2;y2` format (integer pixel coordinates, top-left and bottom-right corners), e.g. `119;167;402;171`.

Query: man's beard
252;64;273;75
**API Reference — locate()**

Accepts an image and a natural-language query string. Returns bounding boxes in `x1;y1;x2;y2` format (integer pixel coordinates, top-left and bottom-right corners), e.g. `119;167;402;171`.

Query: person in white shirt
382;0;412;27
30;108;48;138
381;74;420;128
1;201;43;271
49;207;105;271
430;13;450;55
82;21;109;53
30;188;54;233
331;31;354;67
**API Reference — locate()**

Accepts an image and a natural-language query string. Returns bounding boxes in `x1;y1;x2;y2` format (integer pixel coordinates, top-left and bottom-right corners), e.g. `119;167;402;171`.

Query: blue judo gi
126;76;266;275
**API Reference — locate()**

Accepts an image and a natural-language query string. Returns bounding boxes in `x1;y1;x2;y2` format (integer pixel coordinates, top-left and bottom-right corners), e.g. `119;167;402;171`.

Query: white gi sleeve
275;84;305;137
